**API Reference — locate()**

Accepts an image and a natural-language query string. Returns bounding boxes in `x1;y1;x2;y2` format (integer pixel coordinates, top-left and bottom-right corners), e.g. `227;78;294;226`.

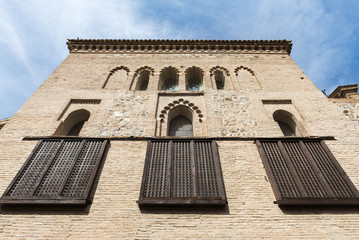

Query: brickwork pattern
1;43;359;239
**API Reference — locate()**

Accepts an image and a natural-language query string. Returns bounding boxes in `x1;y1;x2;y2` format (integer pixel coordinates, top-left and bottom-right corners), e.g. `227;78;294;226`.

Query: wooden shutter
0;139;108;205
138;140;226;206
256;139;359;206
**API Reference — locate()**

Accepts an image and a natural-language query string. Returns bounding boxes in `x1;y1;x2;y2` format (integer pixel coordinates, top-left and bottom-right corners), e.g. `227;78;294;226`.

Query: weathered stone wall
1;48;359;239
329;99;359;131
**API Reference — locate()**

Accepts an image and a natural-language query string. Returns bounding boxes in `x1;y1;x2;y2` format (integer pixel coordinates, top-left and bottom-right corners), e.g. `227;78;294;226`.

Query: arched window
214;70;225;90
186;67;203;91
135;70;150;90
160;67;178;90
169;116;193;136
54;109;90;136
168;106;193;136
273;110;302;137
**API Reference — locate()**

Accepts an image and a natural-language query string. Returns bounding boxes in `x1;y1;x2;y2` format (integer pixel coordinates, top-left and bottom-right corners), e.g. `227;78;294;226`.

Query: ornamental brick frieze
67;39;292;54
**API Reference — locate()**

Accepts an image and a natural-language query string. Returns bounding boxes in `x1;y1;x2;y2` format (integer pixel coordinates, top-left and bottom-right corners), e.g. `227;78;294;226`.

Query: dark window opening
160;67;178;91
136;70;150;90
68;121;86;136
273;110;302;137
169;116;193;137
214;70;225;90
186;67;203;91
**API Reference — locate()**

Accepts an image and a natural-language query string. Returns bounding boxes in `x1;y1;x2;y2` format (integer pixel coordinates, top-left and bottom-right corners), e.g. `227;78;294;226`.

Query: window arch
54;109;90;136
103;66;130;89
135;70;150;90
273;110;303;137
186;67;203;91
159;67;179;91
168;106;193;136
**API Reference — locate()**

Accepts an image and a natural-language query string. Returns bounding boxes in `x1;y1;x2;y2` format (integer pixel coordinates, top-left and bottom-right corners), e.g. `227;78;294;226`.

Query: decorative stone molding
234;66;255;76
67;39;293;55
262;100;292;105
57;99;101;120
158;98;204;122
160;66;180;75
185;66;204;75
134;66;154;76
209;66;230;76
103;66;130;88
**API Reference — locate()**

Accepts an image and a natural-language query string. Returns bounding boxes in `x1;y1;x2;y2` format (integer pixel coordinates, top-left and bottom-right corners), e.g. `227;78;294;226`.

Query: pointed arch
103;66;130;89
159;66;179;90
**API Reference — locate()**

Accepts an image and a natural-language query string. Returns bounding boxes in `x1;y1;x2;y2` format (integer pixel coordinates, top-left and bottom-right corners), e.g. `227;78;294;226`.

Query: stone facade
1;39;359;239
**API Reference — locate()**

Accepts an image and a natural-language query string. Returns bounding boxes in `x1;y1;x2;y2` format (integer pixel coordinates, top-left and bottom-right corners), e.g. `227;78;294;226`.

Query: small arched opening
214;70;225;90
168;106;193;136
54;109;90;136
160;67;179;91
135;70;150;90
273;110;302;137
186;67;203;91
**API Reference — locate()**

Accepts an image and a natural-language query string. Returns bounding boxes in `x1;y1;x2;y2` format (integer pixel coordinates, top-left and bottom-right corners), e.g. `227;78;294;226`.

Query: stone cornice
328;84;358;98
67;39;292;55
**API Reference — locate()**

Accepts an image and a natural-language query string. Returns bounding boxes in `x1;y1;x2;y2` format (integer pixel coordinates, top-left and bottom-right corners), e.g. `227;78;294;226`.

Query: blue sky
0;0;358;119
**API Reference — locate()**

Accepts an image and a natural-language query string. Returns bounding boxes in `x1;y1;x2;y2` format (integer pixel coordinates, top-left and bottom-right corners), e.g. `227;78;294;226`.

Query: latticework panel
139;140;226;206
7;140;61;197
261;141;301;198
143;141;169;198
257;139;359;206
62;140;104;197
304;141;356;198
171;141;192;197
282;141;328;197
1;139;107;205
195;141;220;197
36;141;82;197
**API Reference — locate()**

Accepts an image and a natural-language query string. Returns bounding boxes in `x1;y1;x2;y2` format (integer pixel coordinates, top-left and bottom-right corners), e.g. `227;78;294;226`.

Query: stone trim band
67;39;292;55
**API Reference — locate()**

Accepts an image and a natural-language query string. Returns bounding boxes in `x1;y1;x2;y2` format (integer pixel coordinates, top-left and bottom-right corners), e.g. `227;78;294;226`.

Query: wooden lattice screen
0;139;108;205
138;140;227;206
256;139;359;206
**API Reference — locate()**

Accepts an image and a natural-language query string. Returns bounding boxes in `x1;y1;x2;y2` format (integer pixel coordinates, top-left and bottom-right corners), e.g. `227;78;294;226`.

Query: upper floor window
169;116;193;137
186;67;203;91
54;109;90;136
135;70;150;90
214;70;225;90
273;110;302;137
168;106;193;137
160;67;179;91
